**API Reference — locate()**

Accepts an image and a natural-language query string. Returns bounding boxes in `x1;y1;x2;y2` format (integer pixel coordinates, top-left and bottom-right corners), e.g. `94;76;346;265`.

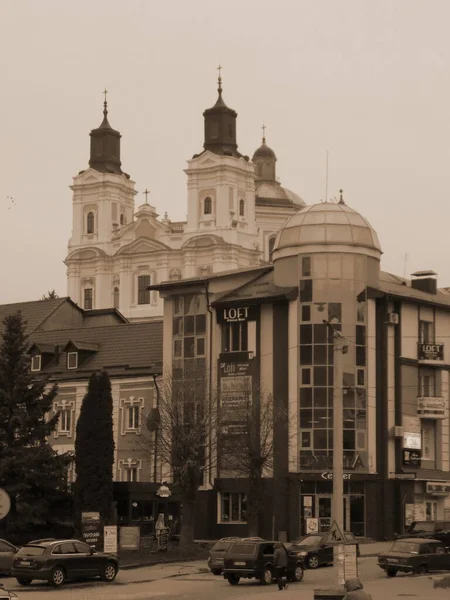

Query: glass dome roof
273;201;381;255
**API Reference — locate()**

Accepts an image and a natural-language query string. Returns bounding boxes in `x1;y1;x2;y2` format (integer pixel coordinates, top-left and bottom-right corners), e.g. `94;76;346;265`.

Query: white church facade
65;76;306;320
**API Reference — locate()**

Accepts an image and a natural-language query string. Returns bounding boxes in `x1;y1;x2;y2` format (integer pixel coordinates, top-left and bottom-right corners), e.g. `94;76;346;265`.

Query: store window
219;492;247;523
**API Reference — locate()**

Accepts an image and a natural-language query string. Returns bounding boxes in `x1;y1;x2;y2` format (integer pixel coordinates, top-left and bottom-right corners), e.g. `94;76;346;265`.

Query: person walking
343;578;373;600
273;542;289;591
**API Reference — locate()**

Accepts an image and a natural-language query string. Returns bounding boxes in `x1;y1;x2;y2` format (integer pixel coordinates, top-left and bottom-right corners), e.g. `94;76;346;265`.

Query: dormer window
67;352;78;370
86;212;95;234
239;199;245;217
120;214;124;226
204;197;212;215
31;355;41;372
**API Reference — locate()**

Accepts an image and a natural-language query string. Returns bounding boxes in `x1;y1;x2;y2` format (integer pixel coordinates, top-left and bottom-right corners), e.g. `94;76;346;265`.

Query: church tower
66;95;137;310
184;71;258;251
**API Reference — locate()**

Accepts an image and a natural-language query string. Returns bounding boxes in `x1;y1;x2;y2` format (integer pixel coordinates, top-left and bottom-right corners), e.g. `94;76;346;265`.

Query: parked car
222;540;304;585
208;538;241;575
11;539;119;587
378;538;450;577
288;532;360;569
0;539;18;575
398;521;450;548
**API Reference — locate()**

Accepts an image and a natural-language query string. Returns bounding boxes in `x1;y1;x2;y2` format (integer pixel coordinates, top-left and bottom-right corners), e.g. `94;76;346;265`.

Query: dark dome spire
202;67;242;158
252;125;277;181
89;90;123;174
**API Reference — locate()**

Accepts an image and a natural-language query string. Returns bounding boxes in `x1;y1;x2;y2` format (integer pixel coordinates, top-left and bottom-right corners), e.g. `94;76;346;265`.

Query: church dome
252;141;276;161
273;199;381;258
255;181;306;207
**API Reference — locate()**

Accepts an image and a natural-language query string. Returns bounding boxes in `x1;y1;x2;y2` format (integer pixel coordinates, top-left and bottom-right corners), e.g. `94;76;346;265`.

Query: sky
1;0;450;303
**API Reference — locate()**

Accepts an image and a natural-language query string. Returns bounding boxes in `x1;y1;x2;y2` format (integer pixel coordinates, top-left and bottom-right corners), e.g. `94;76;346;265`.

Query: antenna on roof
324;150;329;203
403;253;408;279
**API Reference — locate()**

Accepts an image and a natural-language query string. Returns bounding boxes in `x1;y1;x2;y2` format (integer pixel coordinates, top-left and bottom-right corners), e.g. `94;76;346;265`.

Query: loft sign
418;343;444;361
217;305;257;324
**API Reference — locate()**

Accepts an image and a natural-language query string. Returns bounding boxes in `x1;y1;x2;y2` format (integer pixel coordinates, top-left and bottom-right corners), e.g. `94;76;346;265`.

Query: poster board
104;525;118;554
120;526;140;550
306;518;319;534
81;512;102;551
335;544;358;585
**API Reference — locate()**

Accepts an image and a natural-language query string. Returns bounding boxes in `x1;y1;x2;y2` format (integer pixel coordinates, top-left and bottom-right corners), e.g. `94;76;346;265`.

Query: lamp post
146;374;161;483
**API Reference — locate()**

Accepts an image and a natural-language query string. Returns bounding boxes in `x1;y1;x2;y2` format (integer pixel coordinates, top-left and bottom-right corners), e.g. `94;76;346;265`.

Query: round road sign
0;488;11;520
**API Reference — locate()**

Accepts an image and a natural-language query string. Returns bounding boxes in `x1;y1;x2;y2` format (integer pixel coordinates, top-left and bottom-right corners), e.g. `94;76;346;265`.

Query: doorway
316;495;363;535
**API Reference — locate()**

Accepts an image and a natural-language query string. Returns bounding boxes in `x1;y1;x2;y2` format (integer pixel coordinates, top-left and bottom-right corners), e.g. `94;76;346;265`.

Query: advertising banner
104;526;118;554
81;512;102;551
119;526;140;550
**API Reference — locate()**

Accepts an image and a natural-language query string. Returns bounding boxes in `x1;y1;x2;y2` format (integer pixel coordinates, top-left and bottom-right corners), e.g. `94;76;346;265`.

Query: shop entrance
316;496;352;532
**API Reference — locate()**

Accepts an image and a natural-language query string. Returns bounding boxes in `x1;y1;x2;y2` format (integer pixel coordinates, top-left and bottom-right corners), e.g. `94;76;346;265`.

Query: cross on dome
143;188;150;204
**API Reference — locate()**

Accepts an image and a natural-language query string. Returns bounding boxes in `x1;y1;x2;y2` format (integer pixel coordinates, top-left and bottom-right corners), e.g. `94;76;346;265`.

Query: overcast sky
1;0;449;303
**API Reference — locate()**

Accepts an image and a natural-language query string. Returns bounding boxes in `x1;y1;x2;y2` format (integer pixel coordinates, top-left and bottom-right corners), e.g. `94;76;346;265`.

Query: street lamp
146;374;161;483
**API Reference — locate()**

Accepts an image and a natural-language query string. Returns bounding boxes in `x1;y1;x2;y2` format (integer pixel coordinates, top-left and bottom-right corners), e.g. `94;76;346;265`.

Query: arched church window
86;212;95;234
113;287;120;309
120;214;124;226
204;197;212;215
239;199;245;217
268;236;276;258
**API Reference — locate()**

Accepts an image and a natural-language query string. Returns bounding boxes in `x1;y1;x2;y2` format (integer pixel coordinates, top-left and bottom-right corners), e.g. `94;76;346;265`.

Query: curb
120;558;209;571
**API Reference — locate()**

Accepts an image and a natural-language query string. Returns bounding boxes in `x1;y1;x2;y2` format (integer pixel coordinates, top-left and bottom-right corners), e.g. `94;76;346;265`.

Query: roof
274;201;381;255
376;271;450;309
212;269;297;305
150;265;272;292
0;298;78;336
28;321;163;379
64;341;99;352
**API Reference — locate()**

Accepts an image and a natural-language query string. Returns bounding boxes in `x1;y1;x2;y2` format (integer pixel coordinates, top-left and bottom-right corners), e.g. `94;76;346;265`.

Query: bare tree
143;368;218;549
219;383;288;537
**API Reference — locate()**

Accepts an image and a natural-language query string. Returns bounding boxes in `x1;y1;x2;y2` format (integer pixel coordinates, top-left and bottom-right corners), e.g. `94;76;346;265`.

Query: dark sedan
0;539;18;575
288;532;360;569
378;538;450;576
12;539;119;587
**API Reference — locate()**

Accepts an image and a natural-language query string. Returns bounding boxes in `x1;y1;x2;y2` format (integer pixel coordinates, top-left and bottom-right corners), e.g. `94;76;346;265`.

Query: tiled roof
0;298;75;335
29;321;163;380
377;271;450;308
212;270;297;305
151;265;272;291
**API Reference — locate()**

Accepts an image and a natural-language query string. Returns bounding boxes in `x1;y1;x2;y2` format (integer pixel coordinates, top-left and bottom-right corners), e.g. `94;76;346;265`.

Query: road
0;557;446;600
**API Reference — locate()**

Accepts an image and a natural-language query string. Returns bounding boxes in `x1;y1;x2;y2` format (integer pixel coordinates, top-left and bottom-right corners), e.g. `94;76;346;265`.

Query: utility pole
324;320;348;534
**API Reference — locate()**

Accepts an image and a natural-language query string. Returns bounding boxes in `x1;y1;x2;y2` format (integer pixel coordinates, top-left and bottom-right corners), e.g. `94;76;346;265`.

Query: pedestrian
343;578;373;600
273;542;289;591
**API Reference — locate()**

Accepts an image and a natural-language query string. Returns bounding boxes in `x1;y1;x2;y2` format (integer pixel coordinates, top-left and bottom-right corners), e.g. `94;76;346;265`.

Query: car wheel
261;567;273;585
49;566;66;587
226;574;240;585
415;564;428;575
308;555;320;569
101;561;118;582
292;564;304;582
16;578;32;586
386;568;397;577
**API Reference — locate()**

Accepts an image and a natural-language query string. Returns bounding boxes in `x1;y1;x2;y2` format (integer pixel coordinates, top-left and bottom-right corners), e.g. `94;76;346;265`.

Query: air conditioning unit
393;426;403;438
385;312;399;325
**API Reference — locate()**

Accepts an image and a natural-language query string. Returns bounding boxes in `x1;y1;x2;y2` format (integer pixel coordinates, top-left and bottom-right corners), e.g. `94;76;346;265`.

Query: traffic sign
0;488;11;520
322;519;345;545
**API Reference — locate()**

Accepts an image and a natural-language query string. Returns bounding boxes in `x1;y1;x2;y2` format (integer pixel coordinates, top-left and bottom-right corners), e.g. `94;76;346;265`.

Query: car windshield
17;545;46;556
230;543;256;555
410;522;435;533
391;541;420;554
212;542;232;551
295;536;323;546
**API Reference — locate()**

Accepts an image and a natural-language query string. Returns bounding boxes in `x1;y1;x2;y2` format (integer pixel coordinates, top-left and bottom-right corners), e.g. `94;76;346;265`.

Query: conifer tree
0;311;71;529
75;371;115;525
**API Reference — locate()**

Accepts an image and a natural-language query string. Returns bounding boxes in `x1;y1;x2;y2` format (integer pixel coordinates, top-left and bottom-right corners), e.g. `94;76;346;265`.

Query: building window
120;213;124;226
67;352;78;370
302;256;311;277
239;199;245;217
172;294;207;381
268;236;276;257
59;409;72;434
425;501;438;521
120;460;141;482
421;420;436;461
221;321;248;353
86;212;94;234
67;461;76;484
204;197;212;215
138;275;151;305
419;320;433;343
420;371;436;397
128;406;140;430
31;355;41;372
113;286;120;309
219;492;247;523
84;288;93;310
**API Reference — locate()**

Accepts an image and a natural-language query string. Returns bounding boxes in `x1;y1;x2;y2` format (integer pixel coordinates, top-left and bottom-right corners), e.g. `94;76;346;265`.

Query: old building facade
65;78;305;321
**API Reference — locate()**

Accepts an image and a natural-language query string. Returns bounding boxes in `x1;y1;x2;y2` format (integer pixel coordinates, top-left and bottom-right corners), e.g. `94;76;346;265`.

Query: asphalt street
0;557;446;600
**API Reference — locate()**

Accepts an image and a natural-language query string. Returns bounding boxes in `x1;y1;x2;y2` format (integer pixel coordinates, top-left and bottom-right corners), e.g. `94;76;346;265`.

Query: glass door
317;496;332;532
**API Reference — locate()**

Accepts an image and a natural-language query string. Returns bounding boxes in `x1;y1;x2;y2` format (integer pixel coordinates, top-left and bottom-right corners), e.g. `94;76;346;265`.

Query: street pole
331;329;347;534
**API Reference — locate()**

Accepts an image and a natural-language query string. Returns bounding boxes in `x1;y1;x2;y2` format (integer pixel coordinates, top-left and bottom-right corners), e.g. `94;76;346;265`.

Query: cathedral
65;75;305;320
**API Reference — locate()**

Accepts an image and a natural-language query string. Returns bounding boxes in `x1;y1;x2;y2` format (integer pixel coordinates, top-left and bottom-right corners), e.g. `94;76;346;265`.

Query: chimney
411;270;437;294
